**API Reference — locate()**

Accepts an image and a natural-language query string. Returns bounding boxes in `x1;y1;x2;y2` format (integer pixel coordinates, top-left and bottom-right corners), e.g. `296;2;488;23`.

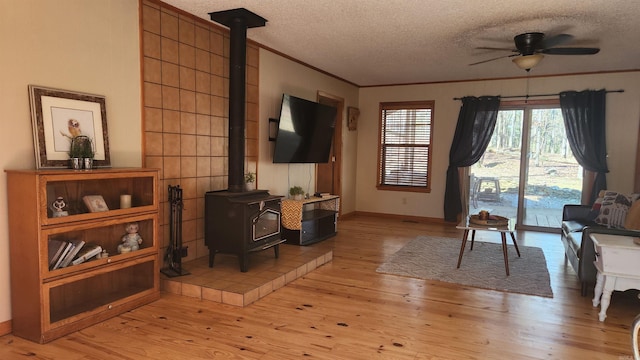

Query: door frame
465;99;576;233
317;91;344;207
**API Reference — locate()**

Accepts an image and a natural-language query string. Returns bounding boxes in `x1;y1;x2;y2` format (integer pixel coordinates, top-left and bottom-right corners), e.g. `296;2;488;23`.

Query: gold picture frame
29;85;111;169
347;106;360;131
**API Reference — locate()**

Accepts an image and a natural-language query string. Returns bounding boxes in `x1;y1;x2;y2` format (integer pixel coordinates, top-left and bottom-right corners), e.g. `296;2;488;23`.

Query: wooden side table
281;195;339;245
456;216;519;275
590;233;640;322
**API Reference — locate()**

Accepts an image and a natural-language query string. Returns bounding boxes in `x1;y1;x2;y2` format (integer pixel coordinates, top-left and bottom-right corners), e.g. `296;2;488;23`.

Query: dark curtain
444;96;500;222
559;89;608;205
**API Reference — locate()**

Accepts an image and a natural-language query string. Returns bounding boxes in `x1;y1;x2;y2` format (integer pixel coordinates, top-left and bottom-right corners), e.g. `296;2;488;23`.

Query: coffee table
456;216;520;276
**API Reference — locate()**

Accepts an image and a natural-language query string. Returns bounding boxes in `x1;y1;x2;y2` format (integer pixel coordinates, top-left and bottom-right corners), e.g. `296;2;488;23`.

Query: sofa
561;191;640;296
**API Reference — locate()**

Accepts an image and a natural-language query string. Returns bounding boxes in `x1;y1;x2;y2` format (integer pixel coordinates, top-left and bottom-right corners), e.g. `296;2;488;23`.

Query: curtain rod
453;89;624;101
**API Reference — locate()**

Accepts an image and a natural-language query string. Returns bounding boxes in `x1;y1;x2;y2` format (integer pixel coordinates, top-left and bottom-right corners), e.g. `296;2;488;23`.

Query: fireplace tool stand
161;185;190;277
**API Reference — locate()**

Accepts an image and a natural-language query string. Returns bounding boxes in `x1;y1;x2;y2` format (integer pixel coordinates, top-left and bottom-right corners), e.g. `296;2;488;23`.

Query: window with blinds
378;101;434;192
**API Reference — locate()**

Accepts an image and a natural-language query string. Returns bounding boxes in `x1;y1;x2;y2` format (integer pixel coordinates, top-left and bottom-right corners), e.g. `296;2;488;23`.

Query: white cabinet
590;233;640;322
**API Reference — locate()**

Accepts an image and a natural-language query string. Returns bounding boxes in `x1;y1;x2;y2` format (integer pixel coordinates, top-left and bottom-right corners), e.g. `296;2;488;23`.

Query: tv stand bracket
268;118;279;141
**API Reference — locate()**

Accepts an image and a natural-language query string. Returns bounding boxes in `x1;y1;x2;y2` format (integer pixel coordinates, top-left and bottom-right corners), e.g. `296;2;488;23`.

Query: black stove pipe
209;9;266;192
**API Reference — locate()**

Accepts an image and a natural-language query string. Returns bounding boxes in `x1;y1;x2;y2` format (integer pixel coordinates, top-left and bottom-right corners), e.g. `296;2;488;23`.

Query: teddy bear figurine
118;222;143;254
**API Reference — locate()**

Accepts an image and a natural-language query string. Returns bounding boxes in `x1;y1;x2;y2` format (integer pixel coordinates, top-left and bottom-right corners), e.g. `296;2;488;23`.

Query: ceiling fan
470;32;600;71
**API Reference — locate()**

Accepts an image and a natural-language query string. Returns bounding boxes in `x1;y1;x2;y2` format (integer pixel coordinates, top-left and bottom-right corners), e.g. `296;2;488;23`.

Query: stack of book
48;240;102;270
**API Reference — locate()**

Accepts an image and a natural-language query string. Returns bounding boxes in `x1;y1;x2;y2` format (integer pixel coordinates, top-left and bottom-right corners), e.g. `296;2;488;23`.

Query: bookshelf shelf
6;168;160;343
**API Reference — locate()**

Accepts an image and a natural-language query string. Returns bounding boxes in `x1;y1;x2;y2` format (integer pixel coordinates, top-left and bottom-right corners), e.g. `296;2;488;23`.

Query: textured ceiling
162;0;640;86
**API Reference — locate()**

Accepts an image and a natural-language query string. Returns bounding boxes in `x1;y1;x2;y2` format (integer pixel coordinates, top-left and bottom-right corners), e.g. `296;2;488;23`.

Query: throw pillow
595;191;633;228
589;195;605;220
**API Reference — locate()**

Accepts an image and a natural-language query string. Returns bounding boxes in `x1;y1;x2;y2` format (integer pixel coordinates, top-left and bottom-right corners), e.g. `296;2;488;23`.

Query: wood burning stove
205;190;285;272
204;9;282;272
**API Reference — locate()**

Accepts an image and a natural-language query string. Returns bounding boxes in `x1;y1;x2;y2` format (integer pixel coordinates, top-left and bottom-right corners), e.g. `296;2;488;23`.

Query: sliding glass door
468;102;582;231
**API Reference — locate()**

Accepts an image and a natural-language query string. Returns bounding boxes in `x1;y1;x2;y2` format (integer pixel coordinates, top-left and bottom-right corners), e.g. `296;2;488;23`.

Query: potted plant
81;137;95;169
244;172;256;191
289;186;305;200
68;136;85;169
68;136;95;169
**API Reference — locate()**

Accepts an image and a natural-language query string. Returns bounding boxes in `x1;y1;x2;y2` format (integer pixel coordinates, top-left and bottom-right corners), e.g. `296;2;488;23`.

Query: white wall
357;72;640;218
0;0;141;324
258;50;359;214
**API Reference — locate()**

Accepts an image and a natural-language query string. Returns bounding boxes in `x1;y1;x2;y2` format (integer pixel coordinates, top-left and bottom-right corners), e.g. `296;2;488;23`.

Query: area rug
376;236;553;298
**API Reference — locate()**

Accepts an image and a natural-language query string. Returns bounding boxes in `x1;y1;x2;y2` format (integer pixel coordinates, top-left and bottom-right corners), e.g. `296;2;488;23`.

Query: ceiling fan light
512;54;544;70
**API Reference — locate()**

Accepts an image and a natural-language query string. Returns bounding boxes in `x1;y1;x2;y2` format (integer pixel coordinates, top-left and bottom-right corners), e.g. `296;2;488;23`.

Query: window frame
376;100;434;193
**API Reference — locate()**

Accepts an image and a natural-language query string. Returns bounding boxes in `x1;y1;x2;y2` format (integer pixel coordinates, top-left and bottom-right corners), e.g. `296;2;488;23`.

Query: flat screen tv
272;94;337;163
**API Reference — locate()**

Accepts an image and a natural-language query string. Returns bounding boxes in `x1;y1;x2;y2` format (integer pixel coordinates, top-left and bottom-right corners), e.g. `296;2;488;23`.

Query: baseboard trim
352;211;449;224
337;211;356;220
0;319;11;337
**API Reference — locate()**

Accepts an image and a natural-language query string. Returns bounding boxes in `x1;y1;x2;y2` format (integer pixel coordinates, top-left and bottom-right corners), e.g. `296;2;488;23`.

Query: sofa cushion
565;232;582;259
562;220;595;234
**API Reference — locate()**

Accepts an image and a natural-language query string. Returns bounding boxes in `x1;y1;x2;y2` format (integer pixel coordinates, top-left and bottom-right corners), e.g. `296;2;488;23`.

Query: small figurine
118;222;143;253
50;196;69;217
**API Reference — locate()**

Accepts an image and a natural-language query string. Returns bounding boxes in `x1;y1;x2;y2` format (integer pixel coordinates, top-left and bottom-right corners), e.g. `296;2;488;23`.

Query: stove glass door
253;209;280;241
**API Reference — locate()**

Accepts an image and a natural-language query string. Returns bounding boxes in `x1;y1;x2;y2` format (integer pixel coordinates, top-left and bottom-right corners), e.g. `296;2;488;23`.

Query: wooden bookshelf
6;168;160;343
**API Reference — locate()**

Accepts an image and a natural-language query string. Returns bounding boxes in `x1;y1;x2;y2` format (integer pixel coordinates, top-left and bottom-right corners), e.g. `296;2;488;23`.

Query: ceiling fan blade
540;33;573;49
475;46;516;52
469;53;517;66
542;47;600;55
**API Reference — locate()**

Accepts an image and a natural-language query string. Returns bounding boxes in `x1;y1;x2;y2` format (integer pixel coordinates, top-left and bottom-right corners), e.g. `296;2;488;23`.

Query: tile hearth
161;241;334;307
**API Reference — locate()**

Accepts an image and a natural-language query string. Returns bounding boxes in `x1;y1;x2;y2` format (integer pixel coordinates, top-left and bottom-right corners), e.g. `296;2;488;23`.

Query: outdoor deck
471;197;564;230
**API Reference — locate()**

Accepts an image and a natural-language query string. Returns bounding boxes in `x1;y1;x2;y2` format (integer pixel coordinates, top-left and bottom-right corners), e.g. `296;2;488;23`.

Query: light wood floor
2;215;639;359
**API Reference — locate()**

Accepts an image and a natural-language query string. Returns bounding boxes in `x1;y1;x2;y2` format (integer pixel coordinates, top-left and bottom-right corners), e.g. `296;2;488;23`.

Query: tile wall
141;0;259;263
